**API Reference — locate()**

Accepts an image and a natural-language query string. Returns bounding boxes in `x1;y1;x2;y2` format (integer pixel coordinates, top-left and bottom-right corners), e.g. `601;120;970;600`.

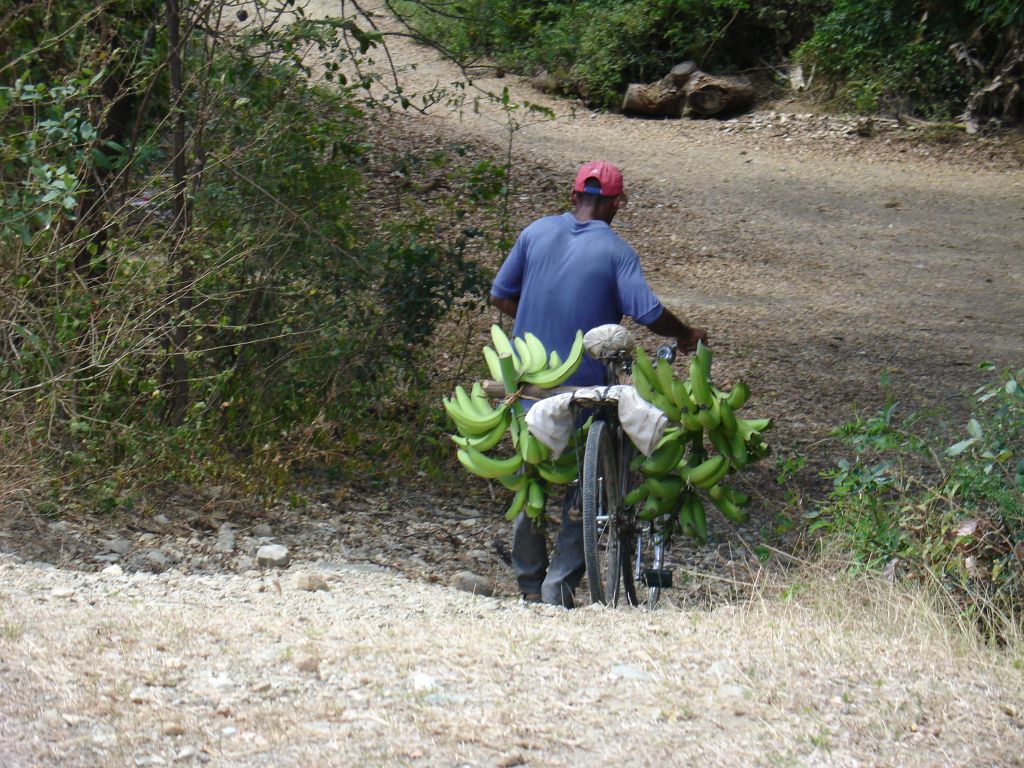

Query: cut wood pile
622;61;755;118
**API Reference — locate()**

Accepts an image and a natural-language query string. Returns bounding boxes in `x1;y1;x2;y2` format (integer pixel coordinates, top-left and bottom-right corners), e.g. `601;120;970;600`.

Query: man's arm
644;307;708;353
490;294;518;319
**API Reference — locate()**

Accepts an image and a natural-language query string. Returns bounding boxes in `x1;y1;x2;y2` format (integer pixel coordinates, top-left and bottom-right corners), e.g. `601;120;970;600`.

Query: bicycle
573;328;679;609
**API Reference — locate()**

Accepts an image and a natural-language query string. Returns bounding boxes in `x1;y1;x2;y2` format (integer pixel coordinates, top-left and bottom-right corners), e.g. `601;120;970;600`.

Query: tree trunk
163;0;193;424
622;61;755;118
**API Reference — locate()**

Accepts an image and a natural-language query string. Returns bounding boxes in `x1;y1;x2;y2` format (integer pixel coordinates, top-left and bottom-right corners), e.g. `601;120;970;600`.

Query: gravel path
3;555;1023;767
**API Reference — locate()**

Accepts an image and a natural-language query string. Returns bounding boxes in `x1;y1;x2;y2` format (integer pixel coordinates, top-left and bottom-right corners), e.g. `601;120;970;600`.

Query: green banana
689;353;712;407
457;446;524;479
670;378;697;413
639;493;674;520
718;399;738;436
632;365;658;403
652;391;682;422
525;480;546;519
681;412;702;432
655;359;674;398
644;475;684;500
524;333;548;373
728;429;749;468
519;430;551;465
513;336;537;374
536;457;578;484
522;330;585;387
707;425;733;461
548;349;562;369
641;439;686;476
688;492;708;540
655;427;686;450
623;484;650;506
727;487;751;507
483;346;504;383
680;455;730;489
453;385;476;415
696;341;712;374
470;382;493;416
633;347;659;394
444;397;509;437
709;484;749;524
725;381;750;410
451;412;509;452
736;417;772;441
490;324;518;367
498;472;529;491
698;404;720;431
505;485;529;520
677;491;695;529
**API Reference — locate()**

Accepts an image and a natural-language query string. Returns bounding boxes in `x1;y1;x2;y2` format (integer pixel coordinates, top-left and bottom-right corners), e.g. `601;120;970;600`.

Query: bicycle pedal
642;568;673;588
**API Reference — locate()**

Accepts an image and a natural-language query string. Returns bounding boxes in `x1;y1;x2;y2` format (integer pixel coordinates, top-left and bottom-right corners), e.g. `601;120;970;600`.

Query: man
490;160;707;606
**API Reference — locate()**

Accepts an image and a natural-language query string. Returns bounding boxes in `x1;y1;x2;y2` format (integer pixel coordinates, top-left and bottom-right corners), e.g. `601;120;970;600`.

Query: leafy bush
0;2;493;504
795;0;976;116
810;365;1024;638
395;0;828;109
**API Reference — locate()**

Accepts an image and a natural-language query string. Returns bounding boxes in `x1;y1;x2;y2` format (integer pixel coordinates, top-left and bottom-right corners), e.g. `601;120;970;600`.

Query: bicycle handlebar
655;341;678;364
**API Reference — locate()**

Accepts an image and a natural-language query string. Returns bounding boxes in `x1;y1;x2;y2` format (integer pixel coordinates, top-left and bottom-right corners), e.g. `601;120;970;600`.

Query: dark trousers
511;487;583;607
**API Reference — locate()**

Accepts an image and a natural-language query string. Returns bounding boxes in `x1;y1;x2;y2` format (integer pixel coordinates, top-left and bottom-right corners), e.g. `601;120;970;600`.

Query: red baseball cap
573;160;626;198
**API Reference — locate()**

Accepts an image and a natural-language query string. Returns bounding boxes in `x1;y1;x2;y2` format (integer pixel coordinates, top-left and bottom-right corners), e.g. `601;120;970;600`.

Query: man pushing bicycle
489;160;708;607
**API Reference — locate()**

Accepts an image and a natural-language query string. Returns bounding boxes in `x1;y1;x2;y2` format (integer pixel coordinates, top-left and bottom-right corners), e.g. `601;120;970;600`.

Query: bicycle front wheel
581;419;624;605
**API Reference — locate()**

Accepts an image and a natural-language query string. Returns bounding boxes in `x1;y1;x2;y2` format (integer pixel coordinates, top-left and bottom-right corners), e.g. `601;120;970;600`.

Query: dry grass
1;555;1022;767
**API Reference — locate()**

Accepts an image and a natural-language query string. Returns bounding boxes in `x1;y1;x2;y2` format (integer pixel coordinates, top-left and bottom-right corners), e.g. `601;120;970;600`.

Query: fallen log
622;60;755;118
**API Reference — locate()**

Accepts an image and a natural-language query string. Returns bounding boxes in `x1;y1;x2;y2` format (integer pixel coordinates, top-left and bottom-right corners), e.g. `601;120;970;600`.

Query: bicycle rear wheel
581;419;624;605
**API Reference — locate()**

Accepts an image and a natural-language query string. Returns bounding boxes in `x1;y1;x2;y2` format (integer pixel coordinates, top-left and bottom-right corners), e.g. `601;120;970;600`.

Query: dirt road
351;11;1023;474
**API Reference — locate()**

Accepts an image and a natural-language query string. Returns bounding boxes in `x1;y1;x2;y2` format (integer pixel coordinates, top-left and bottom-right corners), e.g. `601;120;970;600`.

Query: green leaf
967;419;983;439
946;438;976;457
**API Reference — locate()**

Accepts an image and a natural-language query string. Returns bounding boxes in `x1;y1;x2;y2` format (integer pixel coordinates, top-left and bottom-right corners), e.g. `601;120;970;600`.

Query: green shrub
795;0;975;117
1;2;494;502
811;365;1024;638
397;0;828;109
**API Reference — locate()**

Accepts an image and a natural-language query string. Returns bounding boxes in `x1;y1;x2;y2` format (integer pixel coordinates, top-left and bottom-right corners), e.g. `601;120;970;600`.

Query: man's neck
572;208;610;224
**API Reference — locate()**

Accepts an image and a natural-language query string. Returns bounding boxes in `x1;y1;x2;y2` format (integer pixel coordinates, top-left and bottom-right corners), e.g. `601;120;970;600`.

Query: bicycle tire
581;419;624;605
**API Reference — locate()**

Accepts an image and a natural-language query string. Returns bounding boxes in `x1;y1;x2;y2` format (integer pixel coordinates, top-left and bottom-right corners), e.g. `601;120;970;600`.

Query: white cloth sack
524;385;668;458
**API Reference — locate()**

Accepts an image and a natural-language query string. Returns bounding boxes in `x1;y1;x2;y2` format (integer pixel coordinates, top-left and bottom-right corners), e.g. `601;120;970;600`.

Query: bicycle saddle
583;324;635;360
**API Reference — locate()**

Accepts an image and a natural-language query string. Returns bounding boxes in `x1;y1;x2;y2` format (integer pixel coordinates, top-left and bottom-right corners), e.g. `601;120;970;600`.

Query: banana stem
497;353;520;395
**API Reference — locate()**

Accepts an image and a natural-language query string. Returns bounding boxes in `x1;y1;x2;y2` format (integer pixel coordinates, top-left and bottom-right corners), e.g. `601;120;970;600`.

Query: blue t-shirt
491;213;663;386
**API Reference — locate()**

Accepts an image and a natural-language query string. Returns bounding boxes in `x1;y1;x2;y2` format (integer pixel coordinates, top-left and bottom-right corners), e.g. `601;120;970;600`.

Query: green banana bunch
448;331;773;543
485;325;586;389
631;348;690;422
443;389;511;438
456;446;524;479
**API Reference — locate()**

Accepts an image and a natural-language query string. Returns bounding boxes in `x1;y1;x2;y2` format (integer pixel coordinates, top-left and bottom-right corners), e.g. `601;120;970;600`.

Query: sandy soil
2;6;1023;766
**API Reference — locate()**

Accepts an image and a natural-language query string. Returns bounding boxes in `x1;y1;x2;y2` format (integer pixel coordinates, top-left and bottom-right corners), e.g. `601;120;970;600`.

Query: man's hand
646;307;706;352
676;326;708;353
